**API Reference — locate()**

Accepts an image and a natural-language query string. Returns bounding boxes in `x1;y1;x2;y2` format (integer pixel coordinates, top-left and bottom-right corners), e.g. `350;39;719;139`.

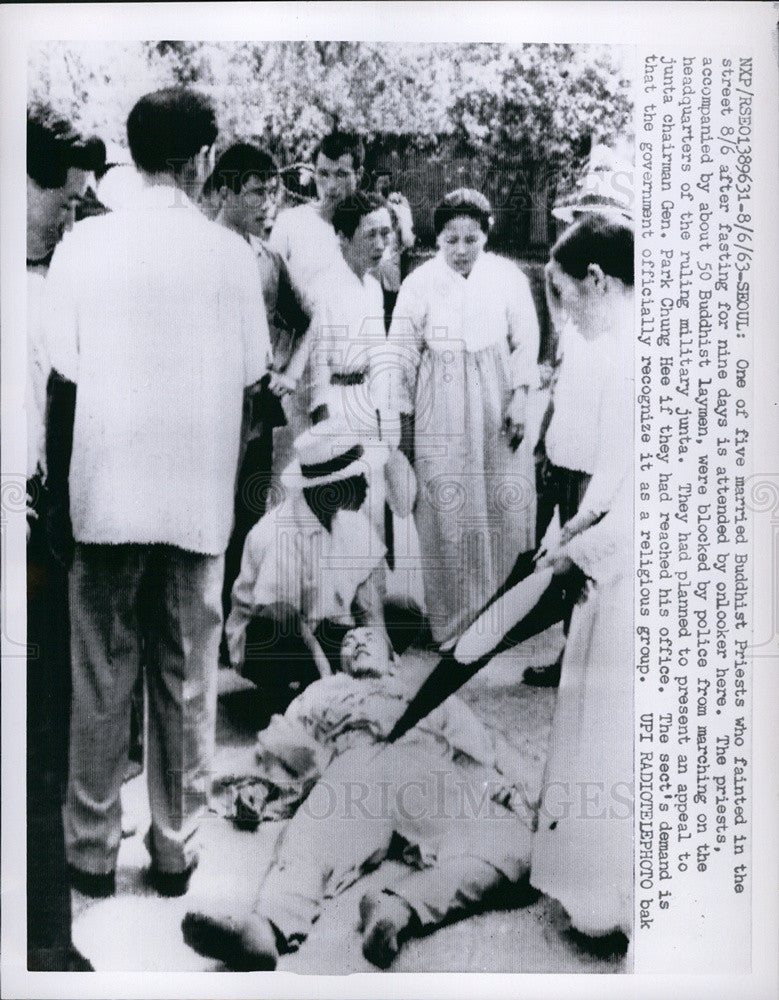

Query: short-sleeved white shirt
45;184;270;555
267;202;343;311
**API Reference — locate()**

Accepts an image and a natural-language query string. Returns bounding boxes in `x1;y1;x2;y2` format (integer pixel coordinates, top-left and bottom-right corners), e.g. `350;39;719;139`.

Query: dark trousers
27;505;72;969
535;456;592;549
66;543;223;876
534;456;592;637
222;427;274;648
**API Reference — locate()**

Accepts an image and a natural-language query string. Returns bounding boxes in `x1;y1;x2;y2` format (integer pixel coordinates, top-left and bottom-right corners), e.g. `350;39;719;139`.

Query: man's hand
267;370;296;398
503;388;527;451
535;543;574;576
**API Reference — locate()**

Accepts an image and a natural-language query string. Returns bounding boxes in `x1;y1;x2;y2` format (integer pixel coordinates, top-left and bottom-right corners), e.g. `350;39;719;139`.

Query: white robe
388;250;540;643
530;481;633;938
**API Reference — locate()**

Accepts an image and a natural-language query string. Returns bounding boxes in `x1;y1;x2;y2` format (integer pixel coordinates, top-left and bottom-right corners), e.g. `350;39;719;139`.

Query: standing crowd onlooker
26;104;106;971
43;87;270;899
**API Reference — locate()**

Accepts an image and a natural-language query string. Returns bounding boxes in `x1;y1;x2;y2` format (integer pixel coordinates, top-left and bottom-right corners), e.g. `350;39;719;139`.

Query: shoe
569;926;630;959
182;911;279;970
358;890;414;969
522;654;562;688
68;865;116;898
67;945;94;971
147;859;198;898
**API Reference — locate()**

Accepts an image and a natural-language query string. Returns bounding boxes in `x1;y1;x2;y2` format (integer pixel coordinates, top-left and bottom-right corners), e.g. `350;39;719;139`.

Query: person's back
45;192;267;555
49;86;270;903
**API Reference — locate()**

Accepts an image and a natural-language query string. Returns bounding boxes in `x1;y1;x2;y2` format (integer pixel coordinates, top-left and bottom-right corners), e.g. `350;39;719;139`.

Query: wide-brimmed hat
282;416;416;517
288;417;381;489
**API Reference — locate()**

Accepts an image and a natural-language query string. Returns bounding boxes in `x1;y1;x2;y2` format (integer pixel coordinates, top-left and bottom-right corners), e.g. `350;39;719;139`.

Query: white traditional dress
301;263;426;609
531;326;633;940
530;482;633;939
306;262;389;437
388;250;540;644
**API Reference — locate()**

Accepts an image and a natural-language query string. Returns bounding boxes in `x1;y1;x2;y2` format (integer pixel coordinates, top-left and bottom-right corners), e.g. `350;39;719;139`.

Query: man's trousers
65;543;223;876
27;503;72;969
251;742;533;947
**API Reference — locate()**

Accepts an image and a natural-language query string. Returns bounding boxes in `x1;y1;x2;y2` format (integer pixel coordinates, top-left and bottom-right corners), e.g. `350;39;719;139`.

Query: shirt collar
435;248;488;283
128;182;198;212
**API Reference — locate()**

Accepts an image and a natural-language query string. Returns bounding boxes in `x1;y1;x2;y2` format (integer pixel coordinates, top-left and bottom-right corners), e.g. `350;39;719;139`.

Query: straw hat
287;417;379;489
283;416;416;517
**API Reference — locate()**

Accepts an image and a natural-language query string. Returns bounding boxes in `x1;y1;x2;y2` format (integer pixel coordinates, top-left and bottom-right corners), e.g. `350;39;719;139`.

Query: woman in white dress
531;215;634;951
388;189;540;645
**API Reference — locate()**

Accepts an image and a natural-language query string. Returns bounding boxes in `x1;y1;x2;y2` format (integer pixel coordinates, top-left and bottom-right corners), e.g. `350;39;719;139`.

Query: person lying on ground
183;626;538;970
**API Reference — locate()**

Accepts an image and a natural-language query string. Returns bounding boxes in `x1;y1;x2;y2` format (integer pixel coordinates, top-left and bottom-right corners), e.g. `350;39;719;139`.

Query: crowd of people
25;84;634;972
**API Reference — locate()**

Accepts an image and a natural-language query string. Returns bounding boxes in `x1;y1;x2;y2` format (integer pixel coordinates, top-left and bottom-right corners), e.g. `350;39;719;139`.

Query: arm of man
505;262;541;451
42;232;81;569
226;515;279;668
45;371;76;569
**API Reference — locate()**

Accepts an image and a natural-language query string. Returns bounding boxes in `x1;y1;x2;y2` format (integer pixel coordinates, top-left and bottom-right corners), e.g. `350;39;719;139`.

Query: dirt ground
71;625;628;975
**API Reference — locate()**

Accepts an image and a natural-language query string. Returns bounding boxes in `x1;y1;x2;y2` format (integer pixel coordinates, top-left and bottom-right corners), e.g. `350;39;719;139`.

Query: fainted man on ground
183;626;537;969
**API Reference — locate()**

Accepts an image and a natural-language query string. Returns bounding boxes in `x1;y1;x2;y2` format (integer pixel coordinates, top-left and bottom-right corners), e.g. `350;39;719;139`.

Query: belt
330;371;366;387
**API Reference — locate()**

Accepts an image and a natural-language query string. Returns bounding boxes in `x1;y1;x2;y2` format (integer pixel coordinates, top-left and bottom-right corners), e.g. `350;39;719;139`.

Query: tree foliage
29;40;632;168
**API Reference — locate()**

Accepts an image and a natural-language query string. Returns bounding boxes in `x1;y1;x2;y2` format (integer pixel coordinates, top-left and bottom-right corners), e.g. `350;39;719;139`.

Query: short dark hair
313;130;364;172
332;191;388;240
433;188;492;237
27;104;106;189
210;143;278;195
551;215;634;287
126;87;218;175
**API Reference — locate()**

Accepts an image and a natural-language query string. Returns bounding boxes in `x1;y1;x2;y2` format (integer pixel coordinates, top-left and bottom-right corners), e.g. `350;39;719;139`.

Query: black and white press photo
22;34;638;975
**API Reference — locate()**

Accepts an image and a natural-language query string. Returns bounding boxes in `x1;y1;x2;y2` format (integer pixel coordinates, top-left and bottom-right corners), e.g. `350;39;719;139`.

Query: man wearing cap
225;417;400;717
44;87;271;898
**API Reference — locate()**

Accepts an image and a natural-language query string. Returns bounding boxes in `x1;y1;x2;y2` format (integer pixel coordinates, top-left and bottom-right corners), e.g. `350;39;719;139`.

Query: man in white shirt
225;417;391;717
267;130;363;311
44;88;271;898
209;142;309;641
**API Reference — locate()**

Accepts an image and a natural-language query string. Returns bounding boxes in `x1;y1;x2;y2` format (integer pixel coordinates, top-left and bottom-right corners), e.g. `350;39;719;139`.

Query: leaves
29;41;631;166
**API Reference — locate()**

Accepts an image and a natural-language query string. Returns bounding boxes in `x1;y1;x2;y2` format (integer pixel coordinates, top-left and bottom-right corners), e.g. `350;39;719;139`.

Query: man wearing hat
226;417;411;715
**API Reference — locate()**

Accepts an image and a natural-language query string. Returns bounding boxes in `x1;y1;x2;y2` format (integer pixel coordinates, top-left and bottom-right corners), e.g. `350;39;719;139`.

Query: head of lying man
340;627;395;678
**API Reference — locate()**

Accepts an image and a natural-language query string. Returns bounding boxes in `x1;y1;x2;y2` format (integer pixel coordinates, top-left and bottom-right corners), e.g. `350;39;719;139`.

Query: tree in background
29;41;632;249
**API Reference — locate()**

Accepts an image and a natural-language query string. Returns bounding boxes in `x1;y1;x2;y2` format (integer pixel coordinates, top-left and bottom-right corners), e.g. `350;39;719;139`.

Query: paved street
72;626;627;975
